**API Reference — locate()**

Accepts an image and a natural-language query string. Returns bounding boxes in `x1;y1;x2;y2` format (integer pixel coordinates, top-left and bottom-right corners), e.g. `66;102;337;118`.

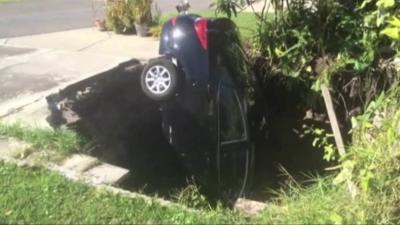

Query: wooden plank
321;85;346;156
321;85;357;199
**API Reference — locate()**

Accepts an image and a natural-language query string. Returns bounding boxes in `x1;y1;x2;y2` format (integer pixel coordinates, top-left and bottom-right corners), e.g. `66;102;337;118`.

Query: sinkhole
46;60;330;203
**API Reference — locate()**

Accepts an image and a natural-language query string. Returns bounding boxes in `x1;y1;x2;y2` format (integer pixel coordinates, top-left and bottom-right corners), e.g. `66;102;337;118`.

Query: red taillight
171;17;177;26
194;18;208;50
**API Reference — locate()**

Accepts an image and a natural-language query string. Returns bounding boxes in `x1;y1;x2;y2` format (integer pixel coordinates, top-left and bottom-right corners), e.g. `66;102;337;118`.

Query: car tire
140;57;181;101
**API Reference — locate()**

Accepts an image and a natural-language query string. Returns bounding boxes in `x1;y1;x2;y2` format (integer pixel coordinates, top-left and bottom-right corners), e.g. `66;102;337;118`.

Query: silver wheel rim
145;65;172;94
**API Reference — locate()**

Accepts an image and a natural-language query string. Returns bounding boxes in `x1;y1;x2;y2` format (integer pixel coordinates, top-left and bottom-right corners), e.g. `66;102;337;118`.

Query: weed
173;179;211;210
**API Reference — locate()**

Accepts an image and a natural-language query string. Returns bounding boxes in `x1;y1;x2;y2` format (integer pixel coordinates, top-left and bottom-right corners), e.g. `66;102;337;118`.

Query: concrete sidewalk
0;28;159;60
0;28;159;127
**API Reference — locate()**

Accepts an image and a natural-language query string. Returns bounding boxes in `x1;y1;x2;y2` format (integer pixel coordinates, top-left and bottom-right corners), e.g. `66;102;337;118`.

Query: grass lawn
0;122;86;156
199;11;259;40
0;163;246;224
0;0;17;4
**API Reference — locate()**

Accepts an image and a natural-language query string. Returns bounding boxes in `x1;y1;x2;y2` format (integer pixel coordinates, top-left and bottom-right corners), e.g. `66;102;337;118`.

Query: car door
216;75;251;201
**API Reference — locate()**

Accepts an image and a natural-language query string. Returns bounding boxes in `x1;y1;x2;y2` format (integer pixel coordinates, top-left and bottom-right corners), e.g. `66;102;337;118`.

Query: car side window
219;83;245;142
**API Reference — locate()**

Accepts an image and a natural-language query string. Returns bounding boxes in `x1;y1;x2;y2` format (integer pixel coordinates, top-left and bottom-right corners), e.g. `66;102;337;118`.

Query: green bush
336;86;400;223
253;0;399;103
132;0;153;25
105;0;136;33
233;0;400;152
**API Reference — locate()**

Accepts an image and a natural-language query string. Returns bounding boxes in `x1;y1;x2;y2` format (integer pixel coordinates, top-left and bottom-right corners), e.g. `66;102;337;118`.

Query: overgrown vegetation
252;0;399;123
173;183;212;210
212;0;399;164
1;88;399;223
335;87;400;223
216;0;399;118
258;86;400;224
211;0;400;223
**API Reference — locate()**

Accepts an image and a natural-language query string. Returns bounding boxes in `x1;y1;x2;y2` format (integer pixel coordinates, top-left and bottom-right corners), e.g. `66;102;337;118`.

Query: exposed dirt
47;61;189;198
248;73;332;200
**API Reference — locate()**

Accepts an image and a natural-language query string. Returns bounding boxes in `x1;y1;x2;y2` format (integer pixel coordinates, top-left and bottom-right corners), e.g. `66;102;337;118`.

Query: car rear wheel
141;57;181;101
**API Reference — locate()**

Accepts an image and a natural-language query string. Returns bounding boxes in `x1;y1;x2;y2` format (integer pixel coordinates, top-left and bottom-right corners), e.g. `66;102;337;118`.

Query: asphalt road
0;0;213;38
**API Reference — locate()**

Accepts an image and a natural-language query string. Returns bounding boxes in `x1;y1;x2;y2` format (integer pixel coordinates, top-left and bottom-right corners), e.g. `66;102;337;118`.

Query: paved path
0;28;158;59
0;0;104;38
0;0;213;38
0;28;158;126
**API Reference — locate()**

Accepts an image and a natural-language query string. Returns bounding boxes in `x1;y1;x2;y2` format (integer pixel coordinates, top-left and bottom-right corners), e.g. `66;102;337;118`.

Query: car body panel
159;15;209;82
157;15;253;199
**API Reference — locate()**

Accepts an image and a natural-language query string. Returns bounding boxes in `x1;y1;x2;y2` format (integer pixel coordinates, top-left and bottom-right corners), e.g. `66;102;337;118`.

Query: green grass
260;176;352;224
0;122;86;155
198;11;258;40
0;163;246;224
0;0;17;4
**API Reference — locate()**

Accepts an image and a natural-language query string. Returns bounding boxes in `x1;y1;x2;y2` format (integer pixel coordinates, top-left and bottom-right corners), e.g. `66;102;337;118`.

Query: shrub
131;0;153;25
242;0;400;141
105;0;135;34
335;86;400;223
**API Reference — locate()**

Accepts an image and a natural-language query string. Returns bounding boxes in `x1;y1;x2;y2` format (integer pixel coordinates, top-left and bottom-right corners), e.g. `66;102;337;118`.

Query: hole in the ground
47;61;330;202
48;62;190;199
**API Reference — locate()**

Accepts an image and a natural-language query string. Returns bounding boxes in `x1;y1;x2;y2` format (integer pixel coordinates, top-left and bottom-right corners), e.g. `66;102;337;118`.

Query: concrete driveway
0;0;213;38
0;28;159;126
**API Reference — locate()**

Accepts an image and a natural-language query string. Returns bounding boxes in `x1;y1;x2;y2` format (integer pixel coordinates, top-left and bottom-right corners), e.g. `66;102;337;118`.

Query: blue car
140;15;256;201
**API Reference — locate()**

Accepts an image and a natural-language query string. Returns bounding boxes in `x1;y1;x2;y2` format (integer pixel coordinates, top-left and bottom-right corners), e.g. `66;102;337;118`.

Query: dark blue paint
159;15;209;82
